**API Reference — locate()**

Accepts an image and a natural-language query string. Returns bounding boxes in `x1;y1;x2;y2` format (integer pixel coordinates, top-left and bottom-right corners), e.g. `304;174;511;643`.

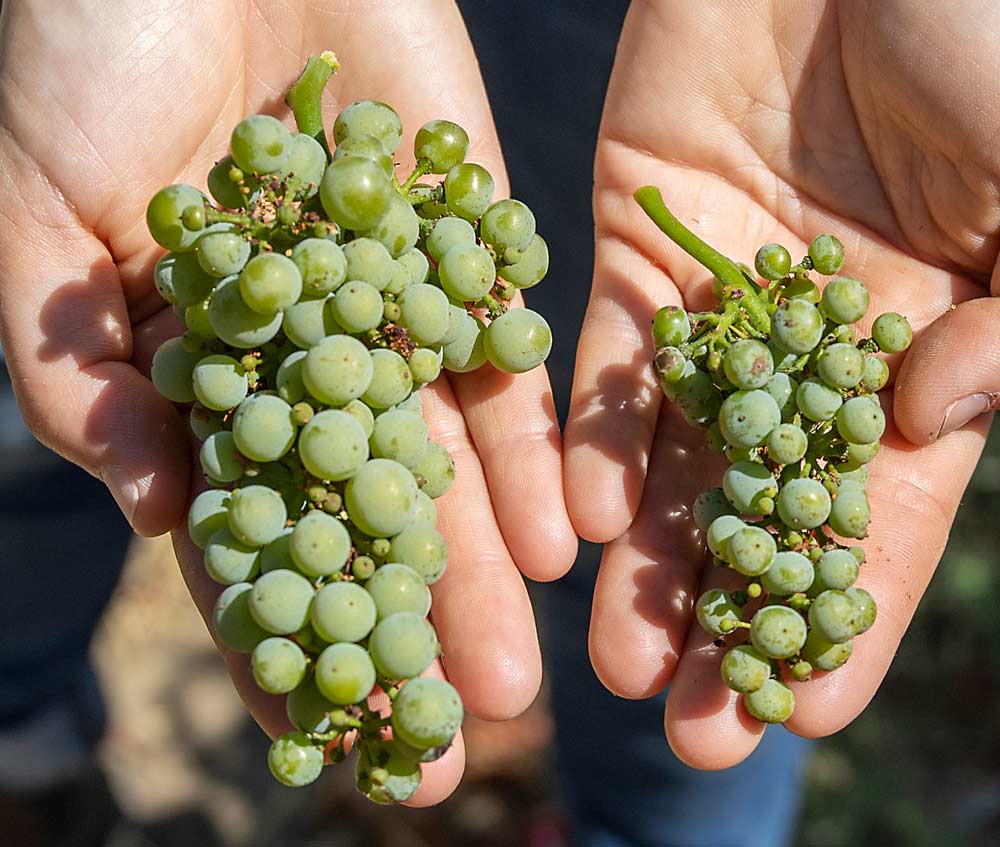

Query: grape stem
285;54;339;160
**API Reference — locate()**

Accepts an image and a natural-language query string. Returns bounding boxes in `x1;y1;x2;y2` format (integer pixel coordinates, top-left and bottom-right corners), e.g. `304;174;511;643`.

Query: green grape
836;396;885;444
801;630;852;671
727;526;777;576
260;529;296;573
188;488;231;549
389;525;448;584
776;478;831;530
396;249;429;288
392;678;463;749
871;312;913;353
720;645;771;694
817;343;864;390
333;134;394;178
298;409;369;481
426;217;476;262
815;549;859;591
268;732;323;788
154;251;216;307
396;284;452;345
770;300;824;354
749;605;807;659
232;394;296;462
239;253;303;315
861;356;890;392
320;155;393;232
196;228;250;278
743;679;794;723
227;485;287;547
760;551;814;595
343;237;395;291
723;340;773;390
718;389;780;448
411;443;455;499
370;409;429;469
146;184;205;251
213;582;269;652
345;459;419;538
315;642;377;706
365;564;432;620
151;336;202;403
705;514;746;559
286;675;335;733
343;398;375;438
184;299;215;338
303;335;374;405
190;406;224;441
844;440;879;469
192;354;247;411
796;377;843;422
497;234;549;290
444;162;494;221
208;275;284;348
311;582;377;643
368;612;438;680
439;244;497;301
442;313;487;373
330;280;383;333
754;243;792;281
362;349;413;409
722;462;776;515
252;637;307;694
767;423;808;465
230;115;293;174
846;586;877;633
671;366;724;426
207;156;248;209
278;133;327;191
333;100;403;153
480;199;536;256
782;278;820;304
290;510;352;577
249;568;314;635
356;742;422;804
693;488;738;533
808;234;845;275
484;308;552;374
414;119;469;173
409;347;442;385
695;588;742;636
820;276;868;323
364;194;420;258
651;306;692;348
809;590;860;643
829;488;870;538
200;431;244;483
204;527;260;585
282;298;338;349
276;350;308;404
764;372;798;421
292;238;348;297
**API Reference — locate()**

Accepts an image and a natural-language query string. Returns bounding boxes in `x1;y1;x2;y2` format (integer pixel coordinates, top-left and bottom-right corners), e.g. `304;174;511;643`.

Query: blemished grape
228;485;287;547
333;99;403;153
723;339;773;390
292;238;348;297
344;237;395;291
151;336;203;403
721;645;771;694
303;334;374;406
204;527;261;585
231;115;293;175
332;280;384;332
750;605;807;659
444;162;495;221
771;300;824;354
815;549;859;592
776;478;832;530
232;394;297;462
728;526;777;576
693;488;737;533
311;582;377;643
871;312;912;353
861;356;890;392
368;613;439;680
389;525;448;584
754;243;792;281
808;234;845;275
363;349;413;409
718;389;780;448
192;354;248;411
761;551;815;595
268;732;324;787
365;564;432;620
809;590;860;643
392;678;463;749
743;679;794;723
652;306;691;348
818;343;864;390
188;488;231;549
298;409;369;481
767;423;808;465
414;119;469;173
289;510;352;577
484;308;552;374
239;253;303;315
213;582;269;653
695;588;742;636
147;184;205;252
252;638;307;694
837;396;886;444
208;275;284;349
820;276;868;324
320;155;393;232
847;586;877;633
249;568;314;635
315;642;377;705
410;443;455;499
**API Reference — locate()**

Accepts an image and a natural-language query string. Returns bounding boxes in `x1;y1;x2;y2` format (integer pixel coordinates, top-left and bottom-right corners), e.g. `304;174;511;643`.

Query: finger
894;297;1000;445
421;380;543;721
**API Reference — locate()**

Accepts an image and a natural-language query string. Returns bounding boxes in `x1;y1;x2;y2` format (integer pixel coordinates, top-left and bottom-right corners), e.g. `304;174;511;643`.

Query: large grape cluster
145;54;552;801
636;187;912;725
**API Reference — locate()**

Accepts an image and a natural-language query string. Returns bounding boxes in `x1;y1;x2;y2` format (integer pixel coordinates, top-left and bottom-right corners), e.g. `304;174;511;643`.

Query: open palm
0;0;576;804
566;0;1000;768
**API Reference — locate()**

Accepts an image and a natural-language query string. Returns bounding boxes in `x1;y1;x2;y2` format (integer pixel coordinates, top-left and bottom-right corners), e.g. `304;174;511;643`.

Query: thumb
894;296;1000;445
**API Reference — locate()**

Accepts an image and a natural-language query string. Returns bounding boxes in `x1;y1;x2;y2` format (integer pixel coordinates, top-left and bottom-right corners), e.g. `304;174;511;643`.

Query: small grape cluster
635;187;912;725
145;54;552;801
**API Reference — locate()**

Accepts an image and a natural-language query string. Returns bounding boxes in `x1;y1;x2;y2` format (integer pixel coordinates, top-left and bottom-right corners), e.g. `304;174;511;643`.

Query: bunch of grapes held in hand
145;53;553;801
636;186;912;725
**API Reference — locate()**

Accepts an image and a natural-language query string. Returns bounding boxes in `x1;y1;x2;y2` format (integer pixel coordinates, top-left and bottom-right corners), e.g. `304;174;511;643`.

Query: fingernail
102;465;138;525
939;393;992;438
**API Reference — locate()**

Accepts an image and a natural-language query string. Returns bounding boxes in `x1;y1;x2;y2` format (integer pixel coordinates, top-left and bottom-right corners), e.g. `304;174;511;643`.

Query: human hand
565;0;999;767
0;0;576;803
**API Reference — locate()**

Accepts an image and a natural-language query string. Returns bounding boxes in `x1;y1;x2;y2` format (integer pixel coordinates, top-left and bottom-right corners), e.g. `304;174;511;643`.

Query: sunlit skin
0;0;577;805
565;0;1000;767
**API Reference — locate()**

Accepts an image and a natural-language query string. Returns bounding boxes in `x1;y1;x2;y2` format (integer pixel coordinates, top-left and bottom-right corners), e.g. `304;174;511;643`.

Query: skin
0;0;577;805
565;0;1000;767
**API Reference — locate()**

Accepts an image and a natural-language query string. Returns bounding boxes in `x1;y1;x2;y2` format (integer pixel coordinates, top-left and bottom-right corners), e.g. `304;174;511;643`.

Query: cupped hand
565;0;1000;767
0;0;576;804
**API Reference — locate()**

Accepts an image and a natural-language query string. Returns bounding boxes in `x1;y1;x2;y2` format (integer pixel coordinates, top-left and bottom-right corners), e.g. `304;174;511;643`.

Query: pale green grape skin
743;679;795;723
151;337;202;403
331;280;384;332
343;238;395;291
195;229;250;278
311;582;377;643
705;514;746;559
320;156;393;232
276;351;308;404
289;510;352;577
365;564;432;620
389;525;448;584
184;300;215;338
754;243;792;281
239;253;303;315
414;119;469;173
801;630;852;671
809;590;860;643
727;526;777;576
844;440;878;469
484;308;552;374
392;678;463;750
232;394;296;462
782;278;820;304
192;354;248;411
213;582;269;652
767;423;808;465
776;478;832;530
207;156;247;209
286;675;335;733
283;299;339;349
154;252;216;308
227;485;287;547
718;389;780;448
438;244;497;301
364;193;419;258
836;396;886;444
260;530;296;574
252;638;307;694
720;645;771;694
333;134;394;178
409;347;442;385
770;300;824;354
764;372;798;421
480;199;536;255
723;340;774;390
411;442;455;499
188;489;231;549
278;133;327;191
362;349;413;409
695;588;742;636
345;459;419;538
396;249;429;288
818;343;864;390
200;431;244;483
722;461;777;515
368;613;438;680
303;335;374;406
796;378;843;422
651;306;692;349
871;312;913;353
829;489;871;539
291;238;348;297
406;491;437;529
333;100;403;153
750;605;807;659
441;313;487;373
268;732;323;788
815;549;860;591
208;275;284;348
761;551;815;595
426;217;476;262
146;184;205;252
315;643;377;706
846;586;877;633
499;234;549;289
820;276;868;324
396;284;451;345
356;742;422;804
394;391;423;415
204;527;261;585
230;115;292;175
370;409;429;468
861;356;890;392
444;162;494;221
693;488;738;533
343;398;375;438
249;568;315;635
298;409;369;481
808;234;845;275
